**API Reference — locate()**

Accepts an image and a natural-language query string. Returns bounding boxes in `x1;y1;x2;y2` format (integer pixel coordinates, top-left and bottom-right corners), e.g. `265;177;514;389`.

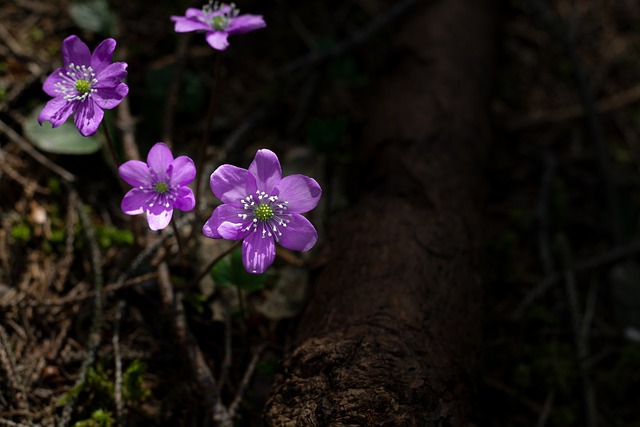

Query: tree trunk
264;0;496;425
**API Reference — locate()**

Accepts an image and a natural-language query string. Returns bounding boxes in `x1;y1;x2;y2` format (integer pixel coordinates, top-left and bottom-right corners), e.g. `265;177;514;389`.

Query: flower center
75;79;91;94
238;191;292;242
254;204;274;221
155;182;169;193
55;63;98;102
201;1;240;30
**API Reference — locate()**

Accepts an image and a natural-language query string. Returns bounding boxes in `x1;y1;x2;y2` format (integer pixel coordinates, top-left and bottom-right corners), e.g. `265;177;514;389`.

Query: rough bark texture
264;0;496;425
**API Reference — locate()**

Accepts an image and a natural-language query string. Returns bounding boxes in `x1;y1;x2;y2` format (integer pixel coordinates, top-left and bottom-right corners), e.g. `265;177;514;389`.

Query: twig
0;324;28;412
0;419;30;427
59;190;104;427
189;241;241;288
102;121;121;167
193;53;223;225
223;343;267;427
535;390;555;427
113;300;126;427
0;149;49;195
112;213;193;291
116;96;140;162
273;0;421;78
507;82;640;130
52;191;78;292
535;152;557;276
157;262;219;422
216;305;233;395
530;0;621;245
0;118;76;182
557;236;597;427
220;0;421;156
512;239;640;319
0;272;157;309
170;218;186;257
162;34;192;146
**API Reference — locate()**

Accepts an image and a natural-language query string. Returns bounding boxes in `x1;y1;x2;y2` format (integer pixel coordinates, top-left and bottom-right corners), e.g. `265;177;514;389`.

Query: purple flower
171;2;266;51
38;35;128;137
203;149;321;274
119;143;196;231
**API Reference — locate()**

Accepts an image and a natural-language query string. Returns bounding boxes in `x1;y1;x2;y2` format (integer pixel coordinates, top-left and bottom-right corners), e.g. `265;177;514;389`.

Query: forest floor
0;0;639;426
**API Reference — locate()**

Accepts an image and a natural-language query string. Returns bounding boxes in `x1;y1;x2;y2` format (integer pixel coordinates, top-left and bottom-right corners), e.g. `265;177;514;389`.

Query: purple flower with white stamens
38;35;128;137
119;143;196;231
171;2;266;51
203;149;321;274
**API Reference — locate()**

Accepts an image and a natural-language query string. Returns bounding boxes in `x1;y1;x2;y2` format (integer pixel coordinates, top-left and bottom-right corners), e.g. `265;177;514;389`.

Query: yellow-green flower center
75;79;91;94
254;204;274;221
211;15;230;30
155;182;169;193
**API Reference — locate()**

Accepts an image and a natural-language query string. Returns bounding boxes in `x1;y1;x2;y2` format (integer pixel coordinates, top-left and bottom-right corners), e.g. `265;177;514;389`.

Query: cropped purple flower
38;35;128;137
203;149;321;274
171;2;266;51
119;143;196;231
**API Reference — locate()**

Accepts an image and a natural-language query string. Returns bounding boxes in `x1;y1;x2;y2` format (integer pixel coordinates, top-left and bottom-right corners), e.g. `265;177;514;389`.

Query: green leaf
24;105;104;155
210;248;268;293
68;0;119;36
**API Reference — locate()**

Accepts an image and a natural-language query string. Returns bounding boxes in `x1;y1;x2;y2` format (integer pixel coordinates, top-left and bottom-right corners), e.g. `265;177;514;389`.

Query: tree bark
264;0;496;425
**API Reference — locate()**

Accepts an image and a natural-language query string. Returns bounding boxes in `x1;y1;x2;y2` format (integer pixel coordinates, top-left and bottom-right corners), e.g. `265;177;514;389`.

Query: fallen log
264;0;496;425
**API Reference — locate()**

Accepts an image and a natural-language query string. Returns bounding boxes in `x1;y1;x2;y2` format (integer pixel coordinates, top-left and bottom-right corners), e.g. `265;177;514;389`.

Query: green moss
73;409;114;427
122;359;150;402
11;224;31;241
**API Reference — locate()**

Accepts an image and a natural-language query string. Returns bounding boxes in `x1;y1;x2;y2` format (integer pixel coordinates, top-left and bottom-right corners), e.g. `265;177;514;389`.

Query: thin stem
193;54;223;221
171;217;186;256
102;121;121;166
190;240;241;288
236;285;246;322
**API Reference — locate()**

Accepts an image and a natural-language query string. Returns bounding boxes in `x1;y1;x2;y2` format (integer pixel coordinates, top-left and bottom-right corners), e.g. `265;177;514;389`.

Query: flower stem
193;53;222;221
189;240;241;288
171;217;186;256
102;121;121;166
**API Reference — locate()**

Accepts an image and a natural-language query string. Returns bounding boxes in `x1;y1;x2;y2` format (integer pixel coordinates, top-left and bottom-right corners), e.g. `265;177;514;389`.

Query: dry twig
59;190;104;427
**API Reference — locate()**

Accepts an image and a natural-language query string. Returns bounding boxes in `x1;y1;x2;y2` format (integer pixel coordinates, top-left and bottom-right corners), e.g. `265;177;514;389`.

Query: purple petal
278;213;318;252
202;213;222;239
205;31;229;50
147;143;174;177
94;62;128;88
242;230;276;274
227;14;266;35
202;204;251;240
119;160;151;187
147;194;174;215
74;100;104;137
62;35;91;68
38;97;76;128
146;208;173;231
170;156;196;186
174;187;195;212
185;8;204;19
171;16;212;33
248;149;282;194
275;174;322;214
210;164;250;206
92;83;128;110
91;38;116;73
121;188;151;215
42;68;65;97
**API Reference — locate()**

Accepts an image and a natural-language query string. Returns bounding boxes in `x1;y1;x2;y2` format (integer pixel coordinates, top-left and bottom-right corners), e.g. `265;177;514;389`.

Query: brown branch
0;118;76;182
